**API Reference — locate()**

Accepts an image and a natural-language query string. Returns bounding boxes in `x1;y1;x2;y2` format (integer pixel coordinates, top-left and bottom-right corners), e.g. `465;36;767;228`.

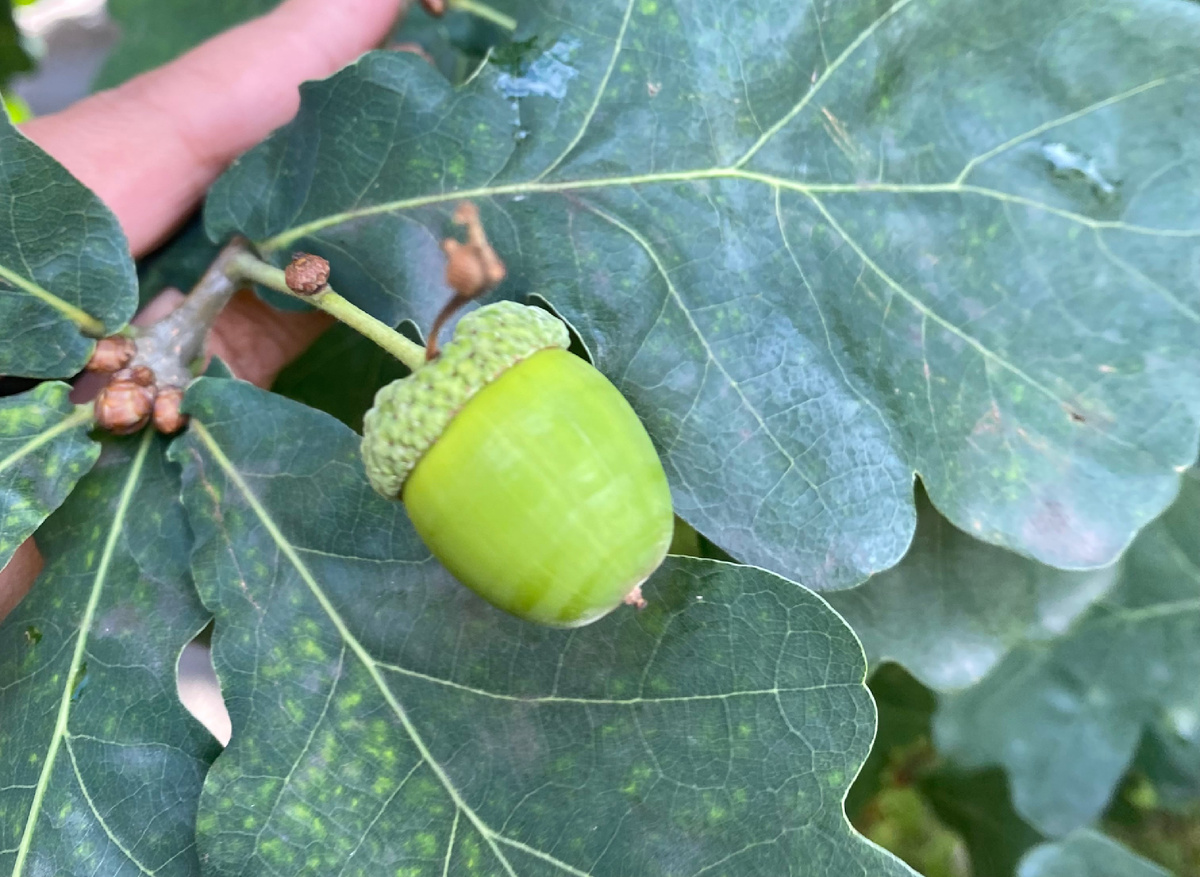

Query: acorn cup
362;301;674;627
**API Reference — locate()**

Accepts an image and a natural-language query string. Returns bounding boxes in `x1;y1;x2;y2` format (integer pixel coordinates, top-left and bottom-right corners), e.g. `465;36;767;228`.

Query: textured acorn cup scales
362;301;569;499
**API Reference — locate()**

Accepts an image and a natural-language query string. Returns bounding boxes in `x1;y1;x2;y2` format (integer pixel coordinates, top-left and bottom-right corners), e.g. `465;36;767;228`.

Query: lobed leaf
1017;830;1170;877
0;432;218;876
827;487;1117;691
935;469;1200;836
847;665;1045;877
172;377;918;877
0;382;97;572
0;112;137;377
206;0;1200;588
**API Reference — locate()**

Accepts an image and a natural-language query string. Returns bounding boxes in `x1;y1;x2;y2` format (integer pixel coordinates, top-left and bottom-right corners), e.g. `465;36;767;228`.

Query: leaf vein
535;0;637;181
10;430;153;877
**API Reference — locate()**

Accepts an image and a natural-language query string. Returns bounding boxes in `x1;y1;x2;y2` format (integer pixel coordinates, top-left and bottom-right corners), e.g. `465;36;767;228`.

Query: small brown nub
442;241;489;299
284;253;331;296
95;378;156;435
420;0;446;16
443;202;507;296
86;336;136;373
152;386;189;435
427;201;509;360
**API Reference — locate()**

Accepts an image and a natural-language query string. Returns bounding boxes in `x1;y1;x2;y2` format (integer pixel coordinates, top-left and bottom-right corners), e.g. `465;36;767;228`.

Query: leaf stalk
130;239;246;389
449;0;517;31
224;251;427;372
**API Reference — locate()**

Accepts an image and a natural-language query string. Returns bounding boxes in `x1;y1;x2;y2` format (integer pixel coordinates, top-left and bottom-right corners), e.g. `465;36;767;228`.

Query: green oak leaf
936;469;1200;837
205;0;1200;588
828;486;1117;691
0;112;137;377
1017;830;1170;877
0;431;219;877
845;664;937;822
172;377;918;877
0;382;98;572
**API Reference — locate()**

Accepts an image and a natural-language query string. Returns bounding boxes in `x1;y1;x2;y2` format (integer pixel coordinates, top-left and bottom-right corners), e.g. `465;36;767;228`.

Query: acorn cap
361;301;569;499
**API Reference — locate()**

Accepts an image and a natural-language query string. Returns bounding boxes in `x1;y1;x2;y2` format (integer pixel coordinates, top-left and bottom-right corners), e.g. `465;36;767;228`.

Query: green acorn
362;300;674;627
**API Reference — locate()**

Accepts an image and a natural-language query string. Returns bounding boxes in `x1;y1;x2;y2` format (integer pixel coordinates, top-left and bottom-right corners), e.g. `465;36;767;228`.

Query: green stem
225;252;427;372
449;0;517;31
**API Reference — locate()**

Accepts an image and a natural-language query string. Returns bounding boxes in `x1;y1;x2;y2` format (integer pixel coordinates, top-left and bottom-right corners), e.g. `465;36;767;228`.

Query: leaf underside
172;377;917;877
827;485;1117;692
935;467;1200;836
1016;829;1171;877
205;0;1200;590
0;433;218;877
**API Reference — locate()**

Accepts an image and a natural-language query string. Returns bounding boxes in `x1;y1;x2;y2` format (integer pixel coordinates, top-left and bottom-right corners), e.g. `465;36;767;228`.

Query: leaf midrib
0;403;93;477
190;420;592;877
257;161;1193;456
0;262;105;337
10;430;153;877
257;168;1200;257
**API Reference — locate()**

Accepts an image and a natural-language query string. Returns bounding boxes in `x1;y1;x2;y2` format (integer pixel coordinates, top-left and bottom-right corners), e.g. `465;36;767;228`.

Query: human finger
21;0;408;256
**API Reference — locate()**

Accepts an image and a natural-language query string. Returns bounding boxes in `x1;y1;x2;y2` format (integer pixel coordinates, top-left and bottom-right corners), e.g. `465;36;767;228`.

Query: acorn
362;301;674;627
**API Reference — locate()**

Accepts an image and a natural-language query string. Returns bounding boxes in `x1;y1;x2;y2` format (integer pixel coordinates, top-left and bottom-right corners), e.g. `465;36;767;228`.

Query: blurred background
8;0;115;116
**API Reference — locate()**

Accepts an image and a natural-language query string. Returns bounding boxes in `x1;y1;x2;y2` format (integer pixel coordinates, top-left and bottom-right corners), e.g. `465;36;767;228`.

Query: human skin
0;0;409;620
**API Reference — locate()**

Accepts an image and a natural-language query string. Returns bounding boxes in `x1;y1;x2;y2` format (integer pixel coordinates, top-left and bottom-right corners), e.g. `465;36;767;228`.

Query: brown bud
126;365;156;387
622;583;648;610
284;253;331;296
152;386;188;435
440;201;507;298
85;336;136;373
419;0;446;15
95;378;156;435
428;202;509;361
442;240;489;299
